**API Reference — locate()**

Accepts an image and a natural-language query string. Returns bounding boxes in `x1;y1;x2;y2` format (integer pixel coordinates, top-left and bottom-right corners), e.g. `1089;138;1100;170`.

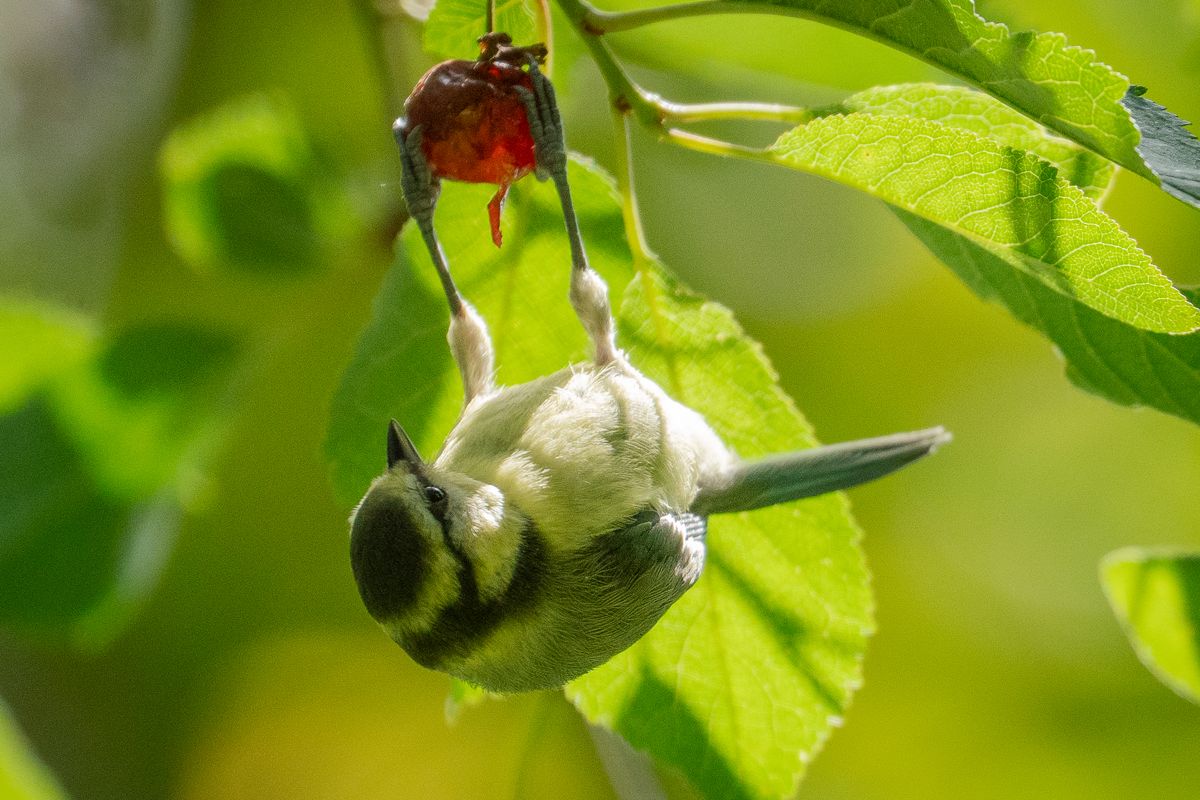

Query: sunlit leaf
840;86;1200;428
1102;549;1200;704
160;95;345;276
424;0;537;60
721;0;1200;206
821;84;1116;201
0;302;239;647
0;700;67;800
326;159;871;800
769;113;1200;334
568;269;871;800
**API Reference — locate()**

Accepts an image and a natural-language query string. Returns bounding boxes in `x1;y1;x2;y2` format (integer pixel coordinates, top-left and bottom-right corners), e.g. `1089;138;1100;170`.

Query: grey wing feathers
691;426;950;516
588;509;707;587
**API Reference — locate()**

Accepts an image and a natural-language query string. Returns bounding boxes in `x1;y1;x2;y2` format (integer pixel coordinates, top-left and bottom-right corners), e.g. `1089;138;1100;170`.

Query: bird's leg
395;121;495;402
514;57;619;366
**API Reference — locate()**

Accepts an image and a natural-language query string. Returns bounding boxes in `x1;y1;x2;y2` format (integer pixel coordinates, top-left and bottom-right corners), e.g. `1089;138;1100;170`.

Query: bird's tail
691;427;950;516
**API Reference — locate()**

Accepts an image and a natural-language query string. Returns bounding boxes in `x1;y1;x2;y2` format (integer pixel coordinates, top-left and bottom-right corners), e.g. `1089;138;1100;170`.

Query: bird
351;35;949;692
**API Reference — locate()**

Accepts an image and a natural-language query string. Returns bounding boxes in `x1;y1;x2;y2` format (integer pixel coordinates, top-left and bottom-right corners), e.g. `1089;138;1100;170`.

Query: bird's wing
583;508;708;589
691;427;950;516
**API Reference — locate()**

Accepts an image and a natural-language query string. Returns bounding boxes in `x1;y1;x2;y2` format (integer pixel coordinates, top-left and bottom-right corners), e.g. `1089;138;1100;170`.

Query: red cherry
399;38;545;247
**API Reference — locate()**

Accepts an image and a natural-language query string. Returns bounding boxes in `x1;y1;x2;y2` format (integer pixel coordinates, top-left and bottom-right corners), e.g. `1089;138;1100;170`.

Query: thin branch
613;111;657;266
663;127;774;161
659;100;811;125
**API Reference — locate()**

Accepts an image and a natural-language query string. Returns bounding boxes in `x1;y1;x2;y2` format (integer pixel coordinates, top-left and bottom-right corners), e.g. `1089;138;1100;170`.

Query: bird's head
349;420;539;671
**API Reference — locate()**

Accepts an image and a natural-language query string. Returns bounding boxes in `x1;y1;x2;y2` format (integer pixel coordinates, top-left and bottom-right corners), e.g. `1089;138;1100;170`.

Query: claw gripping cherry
394;31;591;338
397;34;548;247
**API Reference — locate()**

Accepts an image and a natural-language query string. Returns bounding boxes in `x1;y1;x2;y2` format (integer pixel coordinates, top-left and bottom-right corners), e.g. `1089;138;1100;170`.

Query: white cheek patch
457;483;523;604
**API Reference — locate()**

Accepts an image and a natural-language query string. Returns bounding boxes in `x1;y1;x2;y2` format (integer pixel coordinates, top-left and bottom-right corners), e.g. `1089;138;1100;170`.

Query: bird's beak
387;419;425;470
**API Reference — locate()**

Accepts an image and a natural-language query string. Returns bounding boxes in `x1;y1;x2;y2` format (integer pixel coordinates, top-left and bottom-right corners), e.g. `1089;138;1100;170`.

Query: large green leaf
821;84;1116;201
768;112;1200;334
325;159;872;800
714;0;1200;206
832;85;1200;429
1102;549;1200;704
0;302;239;647
0;700;67;800
567;270;871;800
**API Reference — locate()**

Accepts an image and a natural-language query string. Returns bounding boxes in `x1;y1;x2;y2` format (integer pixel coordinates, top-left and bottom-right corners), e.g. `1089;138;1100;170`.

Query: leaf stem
659;100;812;125
612;111;657;266
662;127;774;160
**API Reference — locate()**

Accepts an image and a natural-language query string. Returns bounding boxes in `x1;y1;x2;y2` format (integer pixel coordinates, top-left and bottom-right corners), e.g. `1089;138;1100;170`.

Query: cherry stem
532;0;555;77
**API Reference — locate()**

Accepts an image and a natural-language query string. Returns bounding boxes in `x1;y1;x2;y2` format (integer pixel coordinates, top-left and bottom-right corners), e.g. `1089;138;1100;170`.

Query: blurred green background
2;1;1199;798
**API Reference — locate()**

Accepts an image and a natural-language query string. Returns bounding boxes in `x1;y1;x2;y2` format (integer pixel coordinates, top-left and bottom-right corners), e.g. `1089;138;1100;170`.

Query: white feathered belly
437;361;731;551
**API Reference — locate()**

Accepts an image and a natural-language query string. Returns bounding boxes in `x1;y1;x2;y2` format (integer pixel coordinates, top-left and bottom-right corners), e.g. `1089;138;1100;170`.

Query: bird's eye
423;484;449;522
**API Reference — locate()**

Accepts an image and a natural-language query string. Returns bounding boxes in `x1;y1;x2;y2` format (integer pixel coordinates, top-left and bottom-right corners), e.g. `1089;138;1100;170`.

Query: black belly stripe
404;519;548;668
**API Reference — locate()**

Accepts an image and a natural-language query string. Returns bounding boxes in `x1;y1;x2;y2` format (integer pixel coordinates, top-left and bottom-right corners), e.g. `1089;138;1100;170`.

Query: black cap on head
350;482;429;622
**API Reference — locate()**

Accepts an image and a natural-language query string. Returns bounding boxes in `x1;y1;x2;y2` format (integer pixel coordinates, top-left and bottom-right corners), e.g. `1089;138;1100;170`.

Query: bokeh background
2;0;1199;798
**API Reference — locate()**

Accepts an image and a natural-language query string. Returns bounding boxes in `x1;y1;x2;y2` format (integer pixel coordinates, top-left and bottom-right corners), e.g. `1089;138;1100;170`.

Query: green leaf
721;0;1200;206
0;700;67;800
843;86;1200;428
0;302;239;647
327;159;871;800
823;84;1116;201
567;270;871;800
424;0;537;60
769;113;1200;334
1102;548;1200;704
160;94;344;276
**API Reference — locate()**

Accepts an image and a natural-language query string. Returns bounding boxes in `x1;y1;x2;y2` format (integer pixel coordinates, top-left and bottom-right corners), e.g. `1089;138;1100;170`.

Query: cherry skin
398;38;546;246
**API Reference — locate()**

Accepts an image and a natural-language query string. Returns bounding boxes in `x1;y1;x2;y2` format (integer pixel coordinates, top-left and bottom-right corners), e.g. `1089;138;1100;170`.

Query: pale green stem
613;111;658;266
662;127;774;161
660;100;812;125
